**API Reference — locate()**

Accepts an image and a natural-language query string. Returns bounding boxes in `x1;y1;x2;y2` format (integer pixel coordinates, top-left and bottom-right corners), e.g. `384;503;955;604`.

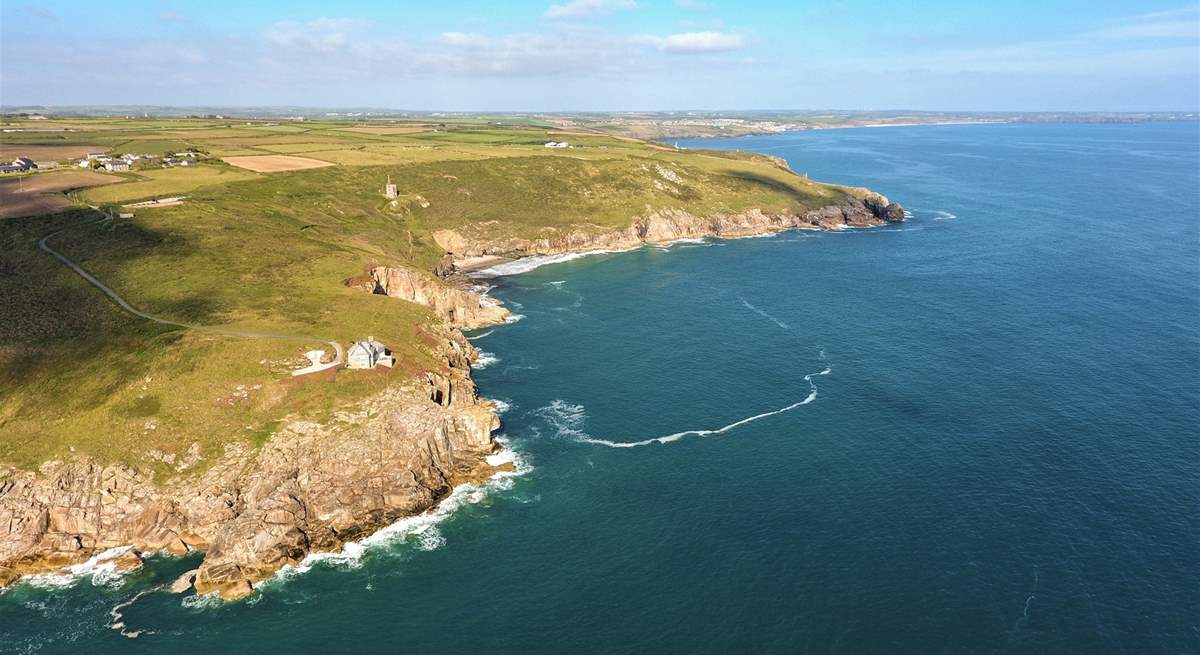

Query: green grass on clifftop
0;118;866;477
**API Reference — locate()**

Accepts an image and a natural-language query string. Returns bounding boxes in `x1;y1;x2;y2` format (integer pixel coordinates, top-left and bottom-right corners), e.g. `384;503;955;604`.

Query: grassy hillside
0;117;863;476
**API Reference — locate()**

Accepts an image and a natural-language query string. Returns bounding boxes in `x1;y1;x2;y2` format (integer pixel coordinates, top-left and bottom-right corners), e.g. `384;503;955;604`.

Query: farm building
544;141;569;148
346;338;395;369
384;175;398;198
104;160;130;172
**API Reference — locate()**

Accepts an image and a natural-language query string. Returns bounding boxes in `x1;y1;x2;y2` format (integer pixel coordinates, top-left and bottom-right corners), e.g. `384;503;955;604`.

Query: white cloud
674;0;710;10
633;31;744;53
440;32;490;47
545;0;637;19
263;18;361;52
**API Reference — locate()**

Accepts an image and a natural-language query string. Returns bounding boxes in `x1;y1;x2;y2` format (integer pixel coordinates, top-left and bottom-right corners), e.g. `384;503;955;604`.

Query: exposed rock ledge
353;265;510;329
433;193;905;263
0;326;505;600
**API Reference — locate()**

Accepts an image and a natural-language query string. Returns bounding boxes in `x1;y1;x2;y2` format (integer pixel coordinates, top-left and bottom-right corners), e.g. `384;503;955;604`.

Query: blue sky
2;0;1198;110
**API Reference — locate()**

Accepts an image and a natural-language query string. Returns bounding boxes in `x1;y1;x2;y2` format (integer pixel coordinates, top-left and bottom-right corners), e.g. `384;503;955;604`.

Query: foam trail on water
739;296;790;330
932;210;957;220
467;330;494;341
579;366;831;448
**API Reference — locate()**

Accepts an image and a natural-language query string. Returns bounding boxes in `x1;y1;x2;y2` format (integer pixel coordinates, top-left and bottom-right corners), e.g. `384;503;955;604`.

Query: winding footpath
38;228;344;372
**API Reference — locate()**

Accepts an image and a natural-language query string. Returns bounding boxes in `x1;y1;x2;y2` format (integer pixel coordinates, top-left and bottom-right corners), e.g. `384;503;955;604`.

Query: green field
0;117;864;477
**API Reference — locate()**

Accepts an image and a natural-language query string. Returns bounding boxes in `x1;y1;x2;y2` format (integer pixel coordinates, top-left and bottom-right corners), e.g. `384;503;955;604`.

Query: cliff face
433;194;905;261
364;266;510;329
0;327;503;599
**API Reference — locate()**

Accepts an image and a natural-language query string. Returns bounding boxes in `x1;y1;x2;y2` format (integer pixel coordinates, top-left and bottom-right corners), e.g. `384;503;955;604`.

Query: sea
2;122;1197;654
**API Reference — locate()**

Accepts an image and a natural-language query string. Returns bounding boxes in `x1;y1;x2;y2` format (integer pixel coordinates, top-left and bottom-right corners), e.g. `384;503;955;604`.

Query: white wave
730;231;780;240
472;352;499;369
467;330;494;341
903;209;915;218
932;210;957;220
658;237;708;246
739;296;790;330
546;280;566;286
504;314;524;324
488;399;512;415
580;365;831;449
472;250;615;278
21;546;136;589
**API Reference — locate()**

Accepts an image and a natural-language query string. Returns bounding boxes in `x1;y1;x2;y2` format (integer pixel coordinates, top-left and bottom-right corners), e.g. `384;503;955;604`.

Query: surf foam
472;250;615;278
472;352;499;369
575;364;832;448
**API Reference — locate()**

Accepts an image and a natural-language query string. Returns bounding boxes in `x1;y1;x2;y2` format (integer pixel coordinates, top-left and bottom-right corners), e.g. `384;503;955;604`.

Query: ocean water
3;122;1198;654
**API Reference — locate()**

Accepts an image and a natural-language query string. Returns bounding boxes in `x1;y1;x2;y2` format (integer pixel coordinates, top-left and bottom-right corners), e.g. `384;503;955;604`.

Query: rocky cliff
360;266;510;329
433;193;905;262
0;326;505;599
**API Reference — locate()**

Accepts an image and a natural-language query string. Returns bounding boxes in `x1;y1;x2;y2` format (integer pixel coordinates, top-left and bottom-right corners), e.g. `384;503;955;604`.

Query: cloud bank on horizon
1;0;1197;111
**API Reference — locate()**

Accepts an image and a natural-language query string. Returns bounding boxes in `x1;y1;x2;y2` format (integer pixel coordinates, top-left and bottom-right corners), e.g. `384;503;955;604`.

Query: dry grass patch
221;155;335;172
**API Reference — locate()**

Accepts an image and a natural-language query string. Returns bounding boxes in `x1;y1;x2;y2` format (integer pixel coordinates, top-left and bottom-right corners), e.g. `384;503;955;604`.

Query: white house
346;338;395;369
544;141;569;148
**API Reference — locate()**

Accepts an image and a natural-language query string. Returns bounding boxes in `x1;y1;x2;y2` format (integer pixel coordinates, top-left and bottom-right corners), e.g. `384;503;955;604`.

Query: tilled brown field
0;171;119;218
0;144;110;161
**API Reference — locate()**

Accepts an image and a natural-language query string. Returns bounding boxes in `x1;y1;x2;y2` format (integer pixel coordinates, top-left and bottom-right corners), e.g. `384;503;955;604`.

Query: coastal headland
0;116;901;599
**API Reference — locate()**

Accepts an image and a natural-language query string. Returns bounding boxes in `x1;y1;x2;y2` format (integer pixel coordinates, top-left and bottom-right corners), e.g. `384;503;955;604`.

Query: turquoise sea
3;122;1198;654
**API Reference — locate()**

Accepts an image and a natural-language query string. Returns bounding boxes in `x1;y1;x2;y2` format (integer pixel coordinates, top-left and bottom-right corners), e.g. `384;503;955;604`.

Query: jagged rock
366;266;510;329
111;549;144;571
169;568;199;593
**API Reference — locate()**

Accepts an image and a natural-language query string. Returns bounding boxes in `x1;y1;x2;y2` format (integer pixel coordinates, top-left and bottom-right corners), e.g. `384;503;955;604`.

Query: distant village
0;149;205;174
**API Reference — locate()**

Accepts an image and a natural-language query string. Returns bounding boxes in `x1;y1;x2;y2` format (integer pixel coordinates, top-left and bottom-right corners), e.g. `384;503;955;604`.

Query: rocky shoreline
0;193;902;601
432;192;905;271
0;324;507;600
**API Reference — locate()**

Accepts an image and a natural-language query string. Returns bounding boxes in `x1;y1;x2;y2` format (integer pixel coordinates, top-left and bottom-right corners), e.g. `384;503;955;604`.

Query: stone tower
384;175;398;199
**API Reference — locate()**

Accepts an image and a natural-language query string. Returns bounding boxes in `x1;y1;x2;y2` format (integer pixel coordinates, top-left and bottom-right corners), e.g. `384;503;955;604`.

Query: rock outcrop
0;327;503;599
361;266;510;329
433;193;905;263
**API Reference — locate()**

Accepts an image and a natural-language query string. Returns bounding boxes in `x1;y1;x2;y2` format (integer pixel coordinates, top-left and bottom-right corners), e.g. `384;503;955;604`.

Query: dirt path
38;227;345;372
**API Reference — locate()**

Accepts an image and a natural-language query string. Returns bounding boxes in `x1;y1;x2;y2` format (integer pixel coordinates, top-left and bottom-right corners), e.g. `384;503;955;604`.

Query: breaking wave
472;352;499;369
20;546;137;590
472;250;618;278
932;210;957;220
467;330;494;341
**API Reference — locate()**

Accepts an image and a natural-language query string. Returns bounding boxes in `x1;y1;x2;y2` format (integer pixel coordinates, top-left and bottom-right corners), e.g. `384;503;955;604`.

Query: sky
2;0;1198;111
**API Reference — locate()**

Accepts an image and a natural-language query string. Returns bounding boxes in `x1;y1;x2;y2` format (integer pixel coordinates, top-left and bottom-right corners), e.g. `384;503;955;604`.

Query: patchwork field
0;170;120;218
0;144;109;160
79;165;260;204
337;125;434;135
221;154;336;172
